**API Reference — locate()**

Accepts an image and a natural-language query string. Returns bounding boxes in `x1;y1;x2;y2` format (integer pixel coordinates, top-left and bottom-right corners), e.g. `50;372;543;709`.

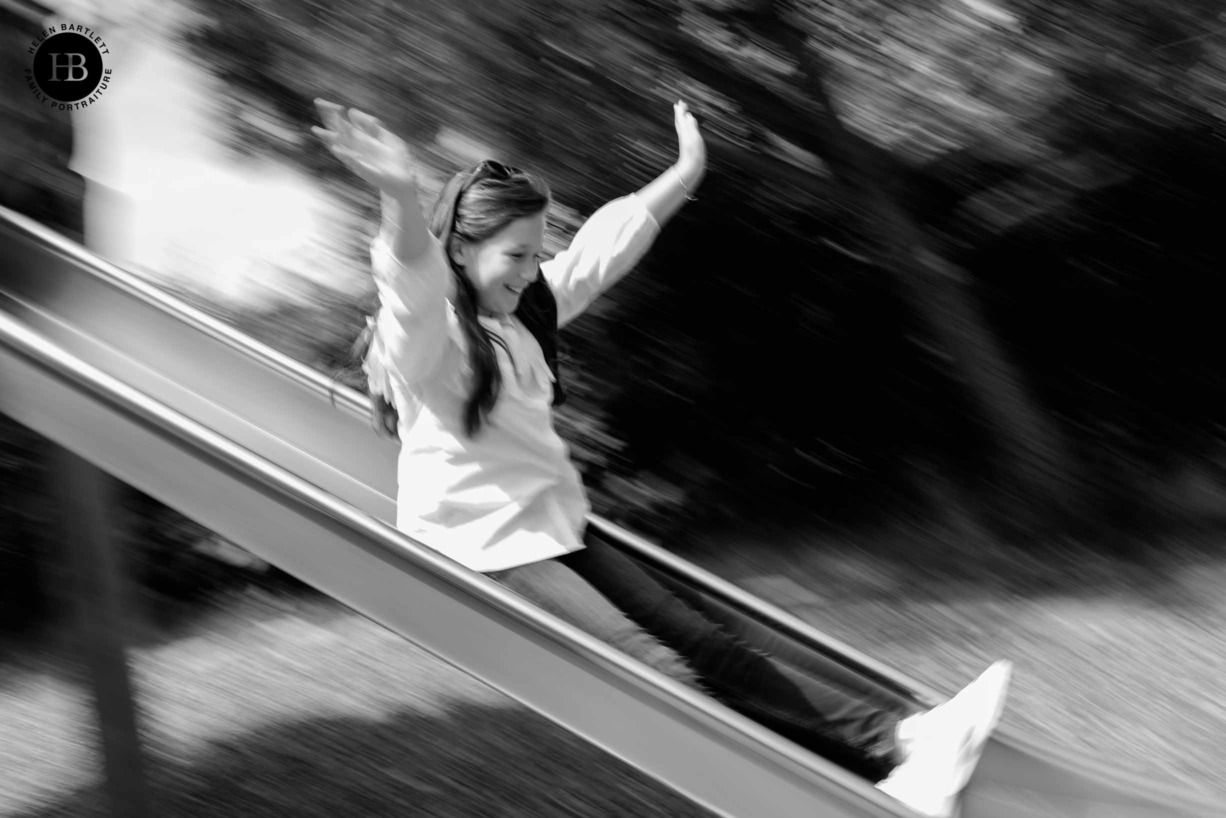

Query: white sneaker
876;660;1012;817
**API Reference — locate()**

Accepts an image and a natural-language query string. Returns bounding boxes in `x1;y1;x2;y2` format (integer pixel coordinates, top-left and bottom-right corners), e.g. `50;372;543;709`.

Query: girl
313;98;1010;818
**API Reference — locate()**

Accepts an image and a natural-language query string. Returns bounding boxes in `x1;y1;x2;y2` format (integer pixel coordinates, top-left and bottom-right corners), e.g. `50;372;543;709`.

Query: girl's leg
487;557;701;689
559;534;906;781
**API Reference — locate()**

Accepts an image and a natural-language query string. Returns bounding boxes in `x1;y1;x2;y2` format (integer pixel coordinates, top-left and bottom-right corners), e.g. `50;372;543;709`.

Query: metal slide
0;207;1218;817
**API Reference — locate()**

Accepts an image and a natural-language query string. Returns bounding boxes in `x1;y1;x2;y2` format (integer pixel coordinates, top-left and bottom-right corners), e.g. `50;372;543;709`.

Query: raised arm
313;100;453;385
312;100;433;263
543;100;707;326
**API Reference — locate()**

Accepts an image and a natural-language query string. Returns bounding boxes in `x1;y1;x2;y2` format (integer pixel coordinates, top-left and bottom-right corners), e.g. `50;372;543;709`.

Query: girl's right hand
312;99;417;199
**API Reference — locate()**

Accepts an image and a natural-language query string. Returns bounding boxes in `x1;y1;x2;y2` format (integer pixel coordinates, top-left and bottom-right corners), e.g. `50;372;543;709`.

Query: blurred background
3;0;1226;814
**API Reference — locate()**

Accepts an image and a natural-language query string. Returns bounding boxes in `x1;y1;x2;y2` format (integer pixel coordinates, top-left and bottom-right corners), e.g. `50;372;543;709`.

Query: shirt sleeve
541;193;661;328
366;232;456;391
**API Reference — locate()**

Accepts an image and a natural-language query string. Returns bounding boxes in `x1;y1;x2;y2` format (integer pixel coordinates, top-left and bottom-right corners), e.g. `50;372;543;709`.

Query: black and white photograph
1;0;1224;815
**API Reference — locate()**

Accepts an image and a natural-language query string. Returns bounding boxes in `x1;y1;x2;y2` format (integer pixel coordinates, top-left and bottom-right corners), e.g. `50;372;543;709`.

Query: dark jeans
491;530;905;781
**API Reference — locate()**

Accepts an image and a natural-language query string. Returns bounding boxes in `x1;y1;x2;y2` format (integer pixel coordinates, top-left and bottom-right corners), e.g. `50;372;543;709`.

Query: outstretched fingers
314;98;347;137
311;98;416;196
314;100;374;149
350;109;384;139
313;100;369;162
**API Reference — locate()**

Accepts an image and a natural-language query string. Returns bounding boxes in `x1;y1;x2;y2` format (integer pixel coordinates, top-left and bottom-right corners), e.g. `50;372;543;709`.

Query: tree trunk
743;5;1086;536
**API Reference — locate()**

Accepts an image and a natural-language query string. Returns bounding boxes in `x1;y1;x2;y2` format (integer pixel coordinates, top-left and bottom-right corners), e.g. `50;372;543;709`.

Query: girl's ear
448;237;469;267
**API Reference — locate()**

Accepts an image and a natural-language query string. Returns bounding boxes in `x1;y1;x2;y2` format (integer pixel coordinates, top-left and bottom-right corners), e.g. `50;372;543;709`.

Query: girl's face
453;211;547;317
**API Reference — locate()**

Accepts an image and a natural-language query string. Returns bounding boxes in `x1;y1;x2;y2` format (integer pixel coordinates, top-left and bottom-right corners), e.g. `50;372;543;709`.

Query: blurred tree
669;0;1086;537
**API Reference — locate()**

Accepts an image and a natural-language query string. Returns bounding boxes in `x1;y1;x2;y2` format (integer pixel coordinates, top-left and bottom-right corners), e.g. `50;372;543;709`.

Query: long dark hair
357;159;551;439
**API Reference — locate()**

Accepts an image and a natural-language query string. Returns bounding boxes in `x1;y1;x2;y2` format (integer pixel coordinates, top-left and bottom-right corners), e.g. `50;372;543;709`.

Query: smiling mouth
505;284;526;295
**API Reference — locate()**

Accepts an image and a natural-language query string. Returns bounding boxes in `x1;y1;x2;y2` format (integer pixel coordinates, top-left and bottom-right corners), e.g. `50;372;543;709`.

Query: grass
682;515;1226;794
3;515;1226;816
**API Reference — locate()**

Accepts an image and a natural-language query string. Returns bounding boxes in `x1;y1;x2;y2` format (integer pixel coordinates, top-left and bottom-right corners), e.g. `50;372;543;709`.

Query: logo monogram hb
29;30;109;105
48;53;89;82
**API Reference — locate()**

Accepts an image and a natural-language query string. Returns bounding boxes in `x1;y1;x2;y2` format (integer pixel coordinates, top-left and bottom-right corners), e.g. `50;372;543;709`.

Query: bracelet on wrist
673;167;698;202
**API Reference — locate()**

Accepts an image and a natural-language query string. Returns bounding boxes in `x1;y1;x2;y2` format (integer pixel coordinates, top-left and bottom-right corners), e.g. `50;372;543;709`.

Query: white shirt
365;194;660;572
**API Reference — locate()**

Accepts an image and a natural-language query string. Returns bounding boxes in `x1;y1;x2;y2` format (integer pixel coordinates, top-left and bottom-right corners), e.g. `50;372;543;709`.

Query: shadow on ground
9;702;714;818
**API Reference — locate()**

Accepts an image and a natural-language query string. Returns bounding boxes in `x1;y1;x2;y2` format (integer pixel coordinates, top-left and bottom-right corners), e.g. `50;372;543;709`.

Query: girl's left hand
674;100;706;181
